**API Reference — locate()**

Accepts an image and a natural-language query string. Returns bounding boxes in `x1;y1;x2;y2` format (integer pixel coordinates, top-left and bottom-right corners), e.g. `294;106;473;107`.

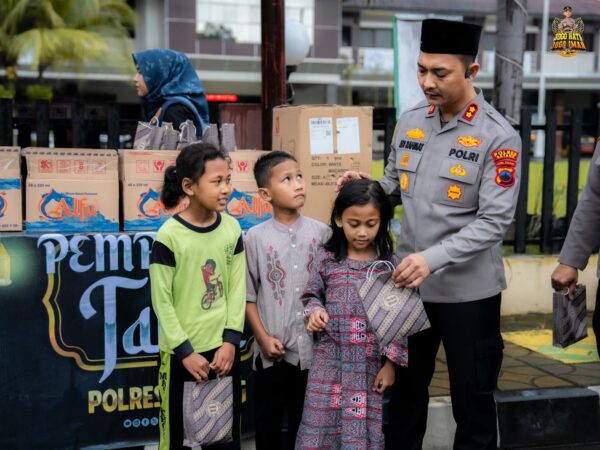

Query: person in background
551;139;600;352
133;48;210;132
245;151;329;449
150;143;244;450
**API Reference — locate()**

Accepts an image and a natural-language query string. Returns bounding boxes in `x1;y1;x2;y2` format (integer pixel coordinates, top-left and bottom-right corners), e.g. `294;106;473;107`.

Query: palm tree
1;0;136;81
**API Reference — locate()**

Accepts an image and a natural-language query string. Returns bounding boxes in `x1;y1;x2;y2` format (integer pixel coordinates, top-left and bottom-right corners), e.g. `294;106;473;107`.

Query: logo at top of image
551;6;586;57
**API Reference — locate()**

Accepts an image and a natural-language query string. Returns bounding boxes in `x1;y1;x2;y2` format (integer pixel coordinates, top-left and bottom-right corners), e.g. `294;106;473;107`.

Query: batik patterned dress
295;248;408;450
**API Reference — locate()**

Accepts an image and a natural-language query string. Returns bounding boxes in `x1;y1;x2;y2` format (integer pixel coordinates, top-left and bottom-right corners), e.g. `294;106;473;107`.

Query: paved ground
430;313;600;397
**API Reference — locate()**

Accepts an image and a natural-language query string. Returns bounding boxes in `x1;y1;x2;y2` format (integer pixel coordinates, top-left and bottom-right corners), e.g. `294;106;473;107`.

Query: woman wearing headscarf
133;49;210;134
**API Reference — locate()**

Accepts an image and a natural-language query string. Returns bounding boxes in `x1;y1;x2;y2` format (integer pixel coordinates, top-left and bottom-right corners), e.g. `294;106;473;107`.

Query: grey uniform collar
426;87;485;133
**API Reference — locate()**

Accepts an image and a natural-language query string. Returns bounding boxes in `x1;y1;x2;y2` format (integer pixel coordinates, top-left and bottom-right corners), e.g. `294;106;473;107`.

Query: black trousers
166;347;242;450
594;285;600;351
384;295;503;450
254;356;309;450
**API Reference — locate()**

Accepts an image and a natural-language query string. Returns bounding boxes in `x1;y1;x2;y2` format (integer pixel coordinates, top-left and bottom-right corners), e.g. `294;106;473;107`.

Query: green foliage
198;23;235;41
25;83;53;100
0;84;14;98
0;0;137;80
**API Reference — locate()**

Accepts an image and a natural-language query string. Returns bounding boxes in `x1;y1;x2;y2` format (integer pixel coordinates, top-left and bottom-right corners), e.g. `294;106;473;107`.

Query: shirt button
289;228;293;232
295;287;300;292
292;244;296;248
293;265;298;269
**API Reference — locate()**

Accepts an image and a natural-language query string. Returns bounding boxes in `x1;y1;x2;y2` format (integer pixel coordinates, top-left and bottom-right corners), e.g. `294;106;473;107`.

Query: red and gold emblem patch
461;103;479;122
491;149;519;188
447;184;462;200
427;105;435;115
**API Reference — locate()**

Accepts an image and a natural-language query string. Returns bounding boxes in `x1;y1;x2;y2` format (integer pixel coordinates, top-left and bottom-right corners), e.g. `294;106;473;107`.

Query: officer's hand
393;253;431;289
551;263;578;299
335;171;372;193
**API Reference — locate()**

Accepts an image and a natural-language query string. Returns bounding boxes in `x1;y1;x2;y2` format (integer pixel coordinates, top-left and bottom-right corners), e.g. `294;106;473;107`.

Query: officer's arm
377;123;402;206
422;133;521;272
558;142;600;270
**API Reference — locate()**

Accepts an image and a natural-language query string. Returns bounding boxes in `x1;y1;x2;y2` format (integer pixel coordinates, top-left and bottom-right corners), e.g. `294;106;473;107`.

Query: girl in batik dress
295;179;408;450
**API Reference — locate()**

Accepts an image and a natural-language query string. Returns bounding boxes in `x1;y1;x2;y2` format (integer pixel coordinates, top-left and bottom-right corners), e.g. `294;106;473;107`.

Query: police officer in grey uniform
551;139;600;351
337;19;521;449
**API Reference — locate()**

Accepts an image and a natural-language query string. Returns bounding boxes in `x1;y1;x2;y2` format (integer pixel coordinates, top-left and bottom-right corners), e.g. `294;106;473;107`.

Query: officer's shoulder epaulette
484;105;518;136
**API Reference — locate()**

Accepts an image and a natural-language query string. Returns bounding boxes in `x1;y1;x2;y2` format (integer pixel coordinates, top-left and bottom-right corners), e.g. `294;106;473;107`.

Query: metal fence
1;99;597;255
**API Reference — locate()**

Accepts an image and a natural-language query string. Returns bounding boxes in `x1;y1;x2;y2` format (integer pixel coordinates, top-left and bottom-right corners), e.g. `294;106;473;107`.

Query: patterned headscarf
132;49;209;127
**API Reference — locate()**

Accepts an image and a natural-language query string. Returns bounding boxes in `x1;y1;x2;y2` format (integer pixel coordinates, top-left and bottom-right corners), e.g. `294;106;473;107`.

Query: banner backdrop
0;233;255;450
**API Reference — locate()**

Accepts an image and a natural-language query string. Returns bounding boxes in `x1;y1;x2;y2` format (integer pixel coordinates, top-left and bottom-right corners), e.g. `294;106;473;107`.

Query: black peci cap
563;5;572;11
420;19;482;56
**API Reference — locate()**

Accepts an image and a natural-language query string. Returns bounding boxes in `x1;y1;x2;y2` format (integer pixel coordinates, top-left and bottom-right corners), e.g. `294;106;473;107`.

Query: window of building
342;25;352;47
360;28;392;48
196;0;314;44
525;33;536;51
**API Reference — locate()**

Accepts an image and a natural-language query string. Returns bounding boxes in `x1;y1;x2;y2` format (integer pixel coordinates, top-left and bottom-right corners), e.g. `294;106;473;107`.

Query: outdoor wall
502;254;598;315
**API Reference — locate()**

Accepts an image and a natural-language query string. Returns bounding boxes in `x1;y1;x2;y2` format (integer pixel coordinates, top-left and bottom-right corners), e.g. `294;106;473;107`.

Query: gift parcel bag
359;260;431;347
553;284;588;348
182;376;233;447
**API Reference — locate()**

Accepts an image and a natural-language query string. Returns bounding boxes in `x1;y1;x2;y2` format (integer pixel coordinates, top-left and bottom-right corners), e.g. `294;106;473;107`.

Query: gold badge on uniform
449;164;466;177
400;153;410;167
400;172;409;191
406;128;426;140
457;136;481;148
447;184;462;200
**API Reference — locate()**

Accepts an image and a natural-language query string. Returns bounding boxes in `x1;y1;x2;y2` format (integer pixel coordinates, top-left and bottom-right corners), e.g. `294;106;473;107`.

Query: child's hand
260;336;285;361
210;342;236;376
182;353;210;382
373;359;395;394
307;308;329;332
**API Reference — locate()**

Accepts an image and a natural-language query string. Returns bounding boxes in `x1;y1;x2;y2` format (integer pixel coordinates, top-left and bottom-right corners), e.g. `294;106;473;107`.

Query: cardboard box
272;105;373;223
119;150;187;231
0;147;22;231
24;148;119;232
226;150;273;229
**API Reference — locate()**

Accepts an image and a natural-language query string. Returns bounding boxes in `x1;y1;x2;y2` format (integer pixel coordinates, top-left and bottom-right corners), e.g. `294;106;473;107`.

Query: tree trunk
494;0;527;124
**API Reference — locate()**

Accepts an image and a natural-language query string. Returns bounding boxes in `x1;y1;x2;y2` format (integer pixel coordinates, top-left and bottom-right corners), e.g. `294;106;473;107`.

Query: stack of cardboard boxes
0;104;373;233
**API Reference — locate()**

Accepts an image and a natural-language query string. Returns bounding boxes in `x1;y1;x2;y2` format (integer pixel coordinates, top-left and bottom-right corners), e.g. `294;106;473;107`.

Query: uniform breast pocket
396;150;423;198
433;159;480;208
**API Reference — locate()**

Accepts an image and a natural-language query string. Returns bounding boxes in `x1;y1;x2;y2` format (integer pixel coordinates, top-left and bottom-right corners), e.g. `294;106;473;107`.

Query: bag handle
149;107;162;126
366;260;396;280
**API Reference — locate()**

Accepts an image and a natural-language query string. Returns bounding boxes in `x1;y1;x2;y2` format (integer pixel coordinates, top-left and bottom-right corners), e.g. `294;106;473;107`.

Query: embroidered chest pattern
266;245;286;305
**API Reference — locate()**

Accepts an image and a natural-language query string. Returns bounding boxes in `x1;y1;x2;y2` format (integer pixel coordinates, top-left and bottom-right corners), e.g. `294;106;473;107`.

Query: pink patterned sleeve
382;338;409;367
301;246;327;320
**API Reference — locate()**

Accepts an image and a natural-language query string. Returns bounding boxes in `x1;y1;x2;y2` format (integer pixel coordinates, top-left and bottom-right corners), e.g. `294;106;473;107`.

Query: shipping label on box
272;105;373;223
24;149;119;232
0;147;22;231
226;181;272;230
119;150;185;231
